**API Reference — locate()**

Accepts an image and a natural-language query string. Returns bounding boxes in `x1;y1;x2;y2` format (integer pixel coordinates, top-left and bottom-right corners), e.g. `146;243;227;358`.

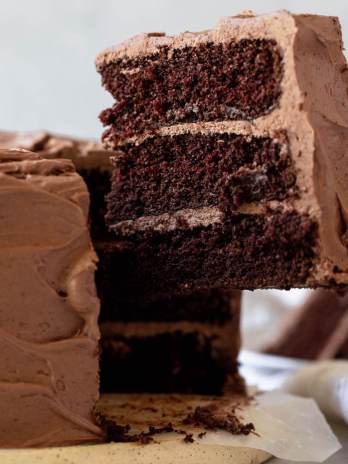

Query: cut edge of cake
95;10;348;291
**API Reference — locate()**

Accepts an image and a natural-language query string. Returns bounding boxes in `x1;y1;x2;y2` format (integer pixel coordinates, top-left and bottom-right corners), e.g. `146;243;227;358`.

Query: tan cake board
0;442;271;464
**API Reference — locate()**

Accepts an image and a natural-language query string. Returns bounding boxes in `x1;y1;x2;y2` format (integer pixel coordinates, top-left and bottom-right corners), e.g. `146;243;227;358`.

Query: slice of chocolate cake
0;131;244;395
0;149;103;447
266;289;348;359
100;290;244;395
96;11;348;296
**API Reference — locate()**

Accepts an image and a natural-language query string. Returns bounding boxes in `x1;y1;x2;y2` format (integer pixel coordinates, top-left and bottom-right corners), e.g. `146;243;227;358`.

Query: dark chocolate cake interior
106;132;296;226
97;211;317;300
100;39;283;142
100;331;240;394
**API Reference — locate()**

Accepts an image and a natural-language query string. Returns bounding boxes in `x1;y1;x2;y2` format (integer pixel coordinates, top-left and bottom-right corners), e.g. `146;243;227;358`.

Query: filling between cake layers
99;39;283;143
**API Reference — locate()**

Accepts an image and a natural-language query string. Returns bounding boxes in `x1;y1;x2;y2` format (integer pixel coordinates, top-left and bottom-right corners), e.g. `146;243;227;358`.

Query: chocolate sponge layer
97;211;317;301
100;330;243;394
99;39;283;143
106;132;296;226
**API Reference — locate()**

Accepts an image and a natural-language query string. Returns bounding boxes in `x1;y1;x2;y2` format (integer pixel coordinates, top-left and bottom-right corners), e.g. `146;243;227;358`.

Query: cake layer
98;39;282;142
98;289;239;323
106;132;296;225
100;324;243;395
97;210;316;299
0;149;103;447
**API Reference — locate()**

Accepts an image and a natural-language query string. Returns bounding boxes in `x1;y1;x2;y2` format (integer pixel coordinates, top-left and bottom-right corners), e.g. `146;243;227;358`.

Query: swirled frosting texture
0;149;103;447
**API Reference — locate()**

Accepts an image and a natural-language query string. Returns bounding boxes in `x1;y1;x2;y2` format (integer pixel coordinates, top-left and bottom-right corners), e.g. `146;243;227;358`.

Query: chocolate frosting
0;149;104;447
0;131;113;172
96;11;348;285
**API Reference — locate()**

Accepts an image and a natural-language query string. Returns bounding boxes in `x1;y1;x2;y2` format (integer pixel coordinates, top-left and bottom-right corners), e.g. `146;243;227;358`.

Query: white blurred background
1;0;339;349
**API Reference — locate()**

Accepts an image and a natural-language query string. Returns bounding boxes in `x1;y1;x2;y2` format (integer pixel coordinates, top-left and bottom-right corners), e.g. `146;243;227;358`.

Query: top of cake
96;10;343;66
0;131;112;171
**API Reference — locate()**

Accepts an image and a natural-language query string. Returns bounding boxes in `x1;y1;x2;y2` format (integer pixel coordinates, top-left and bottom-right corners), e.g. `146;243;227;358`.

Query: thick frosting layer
97;10;348;285
0;149;104;447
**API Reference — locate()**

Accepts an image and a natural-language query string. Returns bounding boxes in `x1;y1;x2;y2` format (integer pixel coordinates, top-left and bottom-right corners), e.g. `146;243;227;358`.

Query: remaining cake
95;11;348;297
0;130;112;241
0;149;103;447
0;131;244;395
100;290;244;394
266;289;348;359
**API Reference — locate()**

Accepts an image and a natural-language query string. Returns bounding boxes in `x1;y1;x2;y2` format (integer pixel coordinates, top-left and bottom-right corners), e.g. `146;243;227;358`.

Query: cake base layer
99;39;282;142
97;210;317;300
100;329;243;394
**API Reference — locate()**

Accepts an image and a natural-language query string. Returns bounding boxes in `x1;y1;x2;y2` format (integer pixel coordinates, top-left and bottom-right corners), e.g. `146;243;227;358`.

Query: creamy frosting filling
109;202;296;236
106;120;286;149
109;206;224;235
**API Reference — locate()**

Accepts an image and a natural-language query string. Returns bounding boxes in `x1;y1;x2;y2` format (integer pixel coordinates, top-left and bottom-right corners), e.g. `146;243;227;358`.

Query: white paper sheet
199;391;341;462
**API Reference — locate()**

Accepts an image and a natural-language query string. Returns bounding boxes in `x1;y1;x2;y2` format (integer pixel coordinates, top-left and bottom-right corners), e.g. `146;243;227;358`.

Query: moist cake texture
96;11;348;295
0;149;103;447
99;38;282;141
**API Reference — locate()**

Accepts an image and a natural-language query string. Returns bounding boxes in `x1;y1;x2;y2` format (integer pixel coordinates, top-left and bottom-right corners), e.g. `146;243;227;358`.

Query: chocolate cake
0;149;103;447
0;131;245;395
100;290;243;394
96;11;348;296
266;289;348;359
